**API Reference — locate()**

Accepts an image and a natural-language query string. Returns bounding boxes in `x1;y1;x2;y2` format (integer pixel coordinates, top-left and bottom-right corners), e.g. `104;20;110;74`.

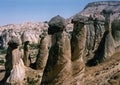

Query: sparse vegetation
0;49;6;66
0;60;4;65
27;77;39;85
0;48;7;54
19;45;24;50
29;43;38;50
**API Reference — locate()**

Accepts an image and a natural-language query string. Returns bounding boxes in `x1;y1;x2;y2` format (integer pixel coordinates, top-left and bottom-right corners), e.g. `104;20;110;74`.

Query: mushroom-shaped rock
3;36;25;85
42;15;72;85
71;14;86;83
48;15;66;34
112;20;120;47
72;14;88;24
8;36;20;48
102;8;113;31
71;14;88;60
102;8;114;15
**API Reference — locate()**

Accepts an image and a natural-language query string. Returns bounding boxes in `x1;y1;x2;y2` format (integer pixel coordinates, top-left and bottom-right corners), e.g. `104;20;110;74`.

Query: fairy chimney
3;37;25;84
41;15;72;85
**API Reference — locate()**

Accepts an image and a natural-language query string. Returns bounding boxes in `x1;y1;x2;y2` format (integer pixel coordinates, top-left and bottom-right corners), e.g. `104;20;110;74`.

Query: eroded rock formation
0;22;48;48
71;15;87;84
3;37;25;85
0;1;120;85
35;32;48;70
23;41;31;67
41;15;72;85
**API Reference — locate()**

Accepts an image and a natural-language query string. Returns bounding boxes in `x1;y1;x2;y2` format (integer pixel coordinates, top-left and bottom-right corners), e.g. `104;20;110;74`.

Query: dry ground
0;52;120;85
85;52;120;85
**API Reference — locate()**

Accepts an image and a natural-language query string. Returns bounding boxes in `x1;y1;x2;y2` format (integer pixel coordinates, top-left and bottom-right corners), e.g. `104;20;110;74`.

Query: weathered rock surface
3;37;25;85
80;1;120;20
23;41;31;67
79;1;120;85
74;1;120;65
0;22;48;48
35;32;48;70
71;15;86;84
0;1;120;85
41;15;72;85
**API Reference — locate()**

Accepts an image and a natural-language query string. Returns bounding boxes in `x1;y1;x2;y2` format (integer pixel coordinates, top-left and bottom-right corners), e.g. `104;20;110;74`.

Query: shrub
29;43;38;50
0;48;7;54
0;60;5;65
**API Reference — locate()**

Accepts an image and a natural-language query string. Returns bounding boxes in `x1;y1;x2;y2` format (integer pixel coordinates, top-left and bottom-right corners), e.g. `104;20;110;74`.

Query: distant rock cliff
80;1;120;20
0;21;72;48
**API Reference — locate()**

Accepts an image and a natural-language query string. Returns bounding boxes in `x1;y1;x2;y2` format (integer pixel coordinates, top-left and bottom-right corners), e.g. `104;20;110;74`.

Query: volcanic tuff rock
43;1;120;84
0;21;72;48
80;1;120;20
77;1;120;85
0;1;120;85
41;15;72;85
0;22;48;48
75;1;120;64
3;37;25;84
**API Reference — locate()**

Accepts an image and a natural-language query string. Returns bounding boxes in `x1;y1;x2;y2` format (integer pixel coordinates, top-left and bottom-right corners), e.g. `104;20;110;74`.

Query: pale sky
0;0;119;26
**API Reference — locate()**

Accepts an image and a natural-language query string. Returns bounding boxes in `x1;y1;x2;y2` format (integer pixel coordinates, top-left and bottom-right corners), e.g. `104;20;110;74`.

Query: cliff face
77;1;120;85
75;1;120;64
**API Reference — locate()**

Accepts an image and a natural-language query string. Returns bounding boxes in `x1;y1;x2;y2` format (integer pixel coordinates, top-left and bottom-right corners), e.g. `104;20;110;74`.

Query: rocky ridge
0;22;48;48
80;1;120;20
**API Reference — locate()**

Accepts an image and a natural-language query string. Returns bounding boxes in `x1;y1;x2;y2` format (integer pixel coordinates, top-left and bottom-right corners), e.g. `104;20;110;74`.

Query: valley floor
0;52;120;85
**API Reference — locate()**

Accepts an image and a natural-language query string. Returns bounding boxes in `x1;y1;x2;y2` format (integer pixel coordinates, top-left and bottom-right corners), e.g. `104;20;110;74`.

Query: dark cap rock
102;8;114;14
8;36;20;48
72;14;88;24
48;15;66;34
